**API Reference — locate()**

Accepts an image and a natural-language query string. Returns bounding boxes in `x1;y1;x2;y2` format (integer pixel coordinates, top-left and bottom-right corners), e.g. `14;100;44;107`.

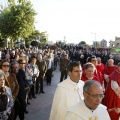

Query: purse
0;88;8;112
27;80;33;86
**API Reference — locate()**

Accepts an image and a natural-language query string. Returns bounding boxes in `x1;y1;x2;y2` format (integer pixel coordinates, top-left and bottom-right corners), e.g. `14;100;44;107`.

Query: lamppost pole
91;32;96;48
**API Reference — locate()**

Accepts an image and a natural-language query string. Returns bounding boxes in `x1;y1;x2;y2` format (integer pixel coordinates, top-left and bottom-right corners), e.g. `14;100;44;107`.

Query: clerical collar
97;63;101;66
84;100;95;111
86;76;93;80
69;78;79;85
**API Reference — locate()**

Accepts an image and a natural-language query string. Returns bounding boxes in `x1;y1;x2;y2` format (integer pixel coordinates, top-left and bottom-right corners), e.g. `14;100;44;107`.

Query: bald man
96;57;105;73
103;59;117;89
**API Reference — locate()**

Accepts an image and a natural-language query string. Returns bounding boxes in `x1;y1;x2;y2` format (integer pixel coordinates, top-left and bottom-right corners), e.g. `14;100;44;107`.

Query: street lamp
91;32;96;48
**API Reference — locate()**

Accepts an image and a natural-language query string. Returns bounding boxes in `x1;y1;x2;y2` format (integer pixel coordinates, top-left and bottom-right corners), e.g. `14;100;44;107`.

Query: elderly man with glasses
65;80;110;120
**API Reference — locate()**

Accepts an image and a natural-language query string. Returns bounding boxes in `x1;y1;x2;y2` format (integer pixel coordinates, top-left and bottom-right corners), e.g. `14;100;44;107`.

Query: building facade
92;39;107;48
109;37;120;48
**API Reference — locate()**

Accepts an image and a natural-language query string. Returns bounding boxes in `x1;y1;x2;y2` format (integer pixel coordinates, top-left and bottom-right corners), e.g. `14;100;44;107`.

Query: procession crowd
0;44;119;120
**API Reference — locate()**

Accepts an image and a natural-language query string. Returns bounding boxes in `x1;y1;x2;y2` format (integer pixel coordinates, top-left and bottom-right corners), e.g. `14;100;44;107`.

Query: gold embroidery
94;116;98;120
89;116;98;120
89;117;93;120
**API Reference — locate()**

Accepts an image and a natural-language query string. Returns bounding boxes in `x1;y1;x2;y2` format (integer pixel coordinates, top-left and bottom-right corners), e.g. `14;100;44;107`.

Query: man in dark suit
16;59;28;120
60;54;70;82
36;54;47;93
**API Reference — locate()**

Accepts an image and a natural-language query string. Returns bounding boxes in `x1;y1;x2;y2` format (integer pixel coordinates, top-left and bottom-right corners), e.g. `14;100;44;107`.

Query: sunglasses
20;63;26;64
2;65;10;67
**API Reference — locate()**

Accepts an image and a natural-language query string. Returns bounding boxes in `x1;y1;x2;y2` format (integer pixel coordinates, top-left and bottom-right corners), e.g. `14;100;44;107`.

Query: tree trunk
4;39;8;48
11;39;13;48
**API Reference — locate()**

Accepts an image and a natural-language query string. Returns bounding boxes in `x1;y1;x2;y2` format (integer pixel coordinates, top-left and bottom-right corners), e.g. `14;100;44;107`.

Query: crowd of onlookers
0;46;56;120
0;44;119;120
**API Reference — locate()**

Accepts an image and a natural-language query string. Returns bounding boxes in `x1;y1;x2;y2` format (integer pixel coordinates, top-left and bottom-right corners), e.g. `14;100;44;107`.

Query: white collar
69;78;78;86
97;63;101;66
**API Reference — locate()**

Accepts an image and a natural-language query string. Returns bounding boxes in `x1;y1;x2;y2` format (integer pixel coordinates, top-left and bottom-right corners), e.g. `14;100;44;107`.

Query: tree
0;35;4;47
78;41;86;46
0;1;36;47
8;0;26;4
39;31;48;44
24;30;48;45
31;41;38;47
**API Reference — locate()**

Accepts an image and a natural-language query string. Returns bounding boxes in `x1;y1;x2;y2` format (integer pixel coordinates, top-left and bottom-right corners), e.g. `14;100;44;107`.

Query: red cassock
103;69;120;120
96;63;105;73
94;69;104;85
103;65;117;75
81;73;101;84
103;65;117;89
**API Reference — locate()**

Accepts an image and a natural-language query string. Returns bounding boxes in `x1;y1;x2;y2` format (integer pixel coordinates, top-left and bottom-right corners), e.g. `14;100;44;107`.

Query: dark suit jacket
36;60;47;77
16;69;26;97
60;58;70;72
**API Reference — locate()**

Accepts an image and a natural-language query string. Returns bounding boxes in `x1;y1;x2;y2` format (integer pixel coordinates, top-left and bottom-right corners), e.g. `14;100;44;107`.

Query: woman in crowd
0;60;19;120
30;58;39;98
25;56;33;101
0;70;14;120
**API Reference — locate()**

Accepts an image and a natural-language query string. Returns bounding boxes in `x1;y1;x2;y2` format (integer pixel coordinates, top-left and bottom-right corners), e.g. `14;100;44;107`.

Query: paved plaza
24;66;60;120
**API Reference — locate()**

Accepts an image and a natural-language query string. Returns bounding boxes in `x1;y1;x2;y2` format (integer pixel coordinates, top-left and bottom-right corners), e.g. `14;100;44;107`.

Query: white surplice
49;78;84;120
65;100;111;120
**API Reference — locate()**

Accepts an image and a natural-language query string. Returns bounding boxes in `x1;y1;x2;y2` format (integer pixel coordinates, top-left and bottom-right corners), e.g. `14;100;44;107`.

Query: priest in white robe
49;62;84;120
65;80;111;120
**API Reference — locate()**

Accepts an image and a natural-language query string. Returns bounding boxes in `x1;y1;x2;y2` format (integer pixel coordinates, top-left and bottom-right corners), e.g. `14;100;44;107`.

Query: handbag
0;88;8;112
27;80;33;86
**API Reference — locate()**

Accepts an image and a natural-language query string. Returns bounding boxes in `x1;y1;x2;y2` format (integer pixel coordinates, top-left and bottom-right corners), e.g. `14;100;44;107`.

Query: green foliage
110;48;120;53
0;36;4;47
24;30;48;45
31;41;38;47
8;0;26;4
0;1;36;41
78;41;86;46
40;31;48;44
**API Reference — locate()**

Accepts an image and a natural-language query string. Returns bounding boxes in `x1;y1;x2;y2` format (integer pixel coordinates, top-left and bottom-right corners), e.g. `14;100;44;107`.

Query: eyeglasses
92;59;97;62
20;63;26;64
0;78;5;82
73;70;82;73
84;91;104;99
2;65;10;67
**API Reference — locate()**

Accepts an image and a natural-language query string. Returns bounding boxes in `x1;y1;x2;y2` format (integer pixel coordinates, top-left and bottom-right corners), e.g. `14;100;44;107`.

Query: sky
1;0;120;45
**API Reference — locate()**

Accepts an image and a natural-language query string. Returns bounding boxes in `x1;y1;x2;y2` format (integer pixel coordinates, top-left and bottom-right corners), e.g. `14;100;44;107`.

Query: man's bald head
108;59;114;66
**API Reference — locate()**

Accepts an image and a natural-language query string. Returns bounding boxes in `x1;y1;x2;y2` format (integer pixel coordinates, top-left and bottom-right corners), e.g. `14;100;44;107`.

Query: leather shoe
27;102;30;105
33;96;36;98
40;91;45;93
24;110;28;114
29;96;32;99
36;92;38;94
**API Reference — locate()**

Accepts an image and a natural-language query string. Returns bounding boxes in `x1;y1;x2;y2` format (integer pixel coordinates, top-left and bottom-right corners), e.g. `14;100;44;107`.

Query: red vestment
96;63;105;73
94;69;104;85
81;73;101;84
103;65;117;75
103;69;120;120
103;65;117;89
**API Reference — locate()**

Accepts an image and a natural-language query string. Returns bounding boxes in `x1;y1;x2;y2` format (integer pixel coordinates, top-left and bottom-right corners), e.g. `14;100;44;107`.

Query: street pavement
24;66;60;120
